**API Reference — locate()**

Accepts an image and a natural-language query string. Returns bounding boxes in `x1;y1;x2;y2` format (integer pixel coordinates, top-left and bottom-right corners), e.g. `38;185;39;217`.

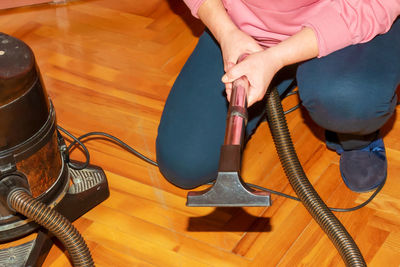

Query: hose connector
0;172;30;215
0;172;94;266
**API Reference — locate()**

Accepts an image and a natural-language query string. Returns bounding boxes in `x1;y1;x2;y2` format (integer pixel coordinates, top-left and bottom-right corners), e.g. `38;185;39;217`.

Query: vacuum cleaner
0;31;367;266
186;58;367;266
0;33;109;267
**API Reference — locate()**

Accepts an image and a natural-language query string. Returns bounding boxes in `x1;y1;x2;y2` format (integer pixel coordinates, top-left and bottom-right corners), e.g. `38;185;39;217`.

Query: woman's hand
222;49;283;106
196;0;267;103
197;0;318;107
221;27;319;107
218;28;264;102
219;28;263;73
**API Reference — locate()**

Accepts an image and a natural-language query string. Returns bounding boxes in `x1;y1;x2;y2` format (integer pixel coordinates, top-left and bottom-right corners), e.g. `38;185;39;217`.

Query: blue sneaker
331;138;387;193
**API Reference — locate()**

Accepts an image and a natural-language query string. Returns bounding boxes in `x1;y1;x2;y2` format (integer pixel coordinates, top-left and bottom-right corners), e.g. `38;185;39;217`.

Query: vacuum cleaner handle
224;76;249;146
224;54;249;146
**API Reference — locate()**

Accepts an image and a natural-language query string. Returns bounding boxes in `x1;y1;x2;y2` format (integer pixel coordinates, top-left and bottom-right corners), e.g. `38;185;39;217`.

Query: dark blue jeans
156;20;400;189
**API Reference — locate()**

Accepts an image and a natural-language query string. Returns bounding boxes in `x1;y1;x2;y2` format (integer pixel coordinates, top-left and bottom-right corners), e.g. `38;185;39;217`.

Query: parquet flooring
1;1;400;266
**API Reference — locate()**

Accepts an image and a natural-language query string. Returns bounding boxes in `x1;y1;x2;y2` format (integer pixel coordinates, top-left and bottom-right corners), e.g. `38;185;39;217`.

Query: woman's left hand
222;49;283;107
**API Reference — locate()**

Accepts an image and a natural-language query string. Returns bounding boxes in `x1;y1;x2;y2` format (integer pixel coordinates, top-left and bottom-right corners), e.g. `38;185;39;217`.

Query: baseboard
0;0;66;10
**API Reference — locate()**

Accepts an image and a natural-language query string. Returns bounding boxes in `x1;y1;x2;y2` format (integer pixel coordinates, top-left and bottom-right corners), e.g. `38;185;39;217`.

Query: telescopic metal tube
224;76;249;146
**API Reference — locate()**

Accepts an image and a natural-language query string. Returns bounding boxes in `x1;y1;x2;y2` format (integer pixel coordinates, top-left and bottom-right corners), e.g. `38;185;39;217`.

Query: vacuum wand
224;76;248;146
186;74;271;207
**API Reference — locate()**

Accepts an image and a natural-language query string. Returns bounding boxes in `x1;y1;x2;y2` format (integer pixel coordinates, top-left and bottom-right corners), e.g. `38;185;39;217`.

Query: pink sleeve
183;0;206;18
303;0;400;57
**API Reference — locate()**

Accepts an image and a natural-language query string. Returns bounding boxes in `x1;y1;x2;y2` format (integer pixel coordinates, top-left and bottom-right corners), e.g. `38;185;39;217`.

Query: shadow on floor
187;207;271;232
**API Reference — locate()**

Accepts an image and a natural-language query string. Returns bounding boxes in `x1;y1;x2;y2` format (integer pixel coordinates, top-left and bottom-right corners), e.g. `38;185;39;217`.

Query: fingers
247;90;257;107
247;84;268;107
224;77;233;102
221;63;242;84
225;79;260;106
222;61;237;102
223;65;265;107
222;61;246;103
222;53;267;106
224;61;235;72
226;88;232;102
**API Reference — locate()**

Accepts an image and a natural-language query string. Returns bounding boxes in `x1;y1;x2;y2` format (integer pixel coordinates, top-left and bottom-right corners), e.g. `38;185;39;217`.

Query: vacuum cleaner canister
0;32;69;242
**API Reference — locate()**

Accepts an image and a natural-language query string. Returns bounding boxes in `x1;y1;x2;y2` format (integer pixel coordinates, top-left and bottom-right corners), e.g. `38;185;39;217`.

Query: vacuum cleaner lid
0;33;37;105
0;32;50;153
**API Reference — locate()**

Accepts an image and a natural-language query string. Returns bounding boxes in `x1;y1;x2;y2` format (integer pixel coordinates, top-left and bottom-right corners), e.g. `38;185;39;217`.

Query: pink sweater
184;0;400;57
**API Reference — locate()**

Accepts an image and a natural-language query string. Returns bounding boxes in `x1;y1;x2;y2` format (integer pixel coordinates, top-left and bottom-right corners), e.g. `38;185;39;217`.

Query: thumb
224;61;235;72
221;64;244;83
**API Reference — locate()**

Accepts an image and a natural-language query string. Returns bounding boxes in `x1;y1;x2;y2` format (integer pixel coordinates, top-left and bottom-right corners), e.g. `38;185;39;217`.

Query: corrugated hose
7;189;94;267
266;87;366;267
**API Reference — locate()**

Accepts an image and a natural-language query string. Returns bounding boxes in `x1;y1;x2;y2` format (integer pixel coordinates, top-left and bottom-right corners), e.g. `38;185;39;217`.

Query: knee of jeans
299;80;397;134
155;134;219;189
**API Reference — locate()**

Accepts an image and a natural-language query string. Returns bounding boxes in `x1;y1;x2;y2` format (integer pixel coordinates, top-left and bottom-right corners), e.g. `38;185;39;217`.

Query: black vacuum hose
266;87;366;266
7;189;94;267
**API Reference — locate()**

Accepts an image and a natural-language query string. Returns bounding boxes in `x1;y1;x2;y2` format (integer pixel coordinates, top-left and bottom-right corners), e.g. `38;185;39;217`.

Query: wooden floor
1;1;400;266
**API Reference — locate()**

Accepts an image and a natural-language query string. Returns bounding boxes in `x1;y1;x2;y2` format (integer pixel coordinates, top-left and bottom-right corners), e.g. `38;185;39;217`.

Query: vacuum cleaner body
0;32;109;266
0;32;70;242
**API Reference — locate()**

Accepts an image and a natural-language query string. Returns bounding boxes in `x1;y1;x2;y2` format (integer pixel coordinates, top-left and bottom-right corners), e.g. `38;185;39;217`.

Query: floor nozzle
186;171;271;207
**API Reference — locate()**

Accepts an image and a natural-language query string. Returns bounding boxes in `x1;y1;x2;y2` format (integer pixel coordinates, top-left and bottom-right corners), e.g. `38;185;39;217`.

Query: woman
156;0;400;192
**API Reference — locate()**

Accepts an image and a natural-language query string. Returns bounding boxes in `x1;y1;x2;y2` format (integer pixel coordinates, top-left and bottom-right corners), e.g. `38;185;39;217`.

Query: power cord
57;126;158;169
57;125;384;213
246;181;385;212
282;89;301;115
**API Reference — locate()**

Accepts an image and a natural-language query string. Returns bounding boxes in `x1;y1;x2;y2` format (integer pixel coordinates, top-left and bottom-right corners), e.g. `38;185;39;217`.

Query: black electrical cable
247;180;385;212
284;103;301;115
57;126;91;170
57;126;384;213
282;90;301;115
57;127;158;167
